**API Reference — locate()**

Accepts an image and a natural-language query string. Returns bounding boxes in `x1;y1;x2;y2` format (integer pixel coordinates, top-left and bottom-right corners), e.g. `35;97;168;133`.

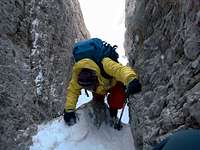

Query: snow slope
30;106;135;150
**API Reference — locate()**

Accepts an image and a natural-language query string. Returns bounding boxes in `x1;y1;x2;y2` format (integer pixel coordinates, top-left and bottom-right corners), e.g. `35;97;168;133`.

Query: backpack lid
73;38;119;79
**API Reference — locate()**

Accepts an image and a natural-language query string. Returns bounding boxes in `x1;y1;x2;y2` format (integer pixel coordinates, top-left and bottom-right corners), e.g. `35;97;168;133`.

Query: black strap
85;89;89;97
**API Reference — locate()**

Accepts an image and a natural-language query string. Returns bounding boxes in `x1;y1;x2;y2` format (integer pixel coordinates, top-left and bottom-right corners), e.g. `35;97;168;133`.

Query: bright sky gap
79;0;127;65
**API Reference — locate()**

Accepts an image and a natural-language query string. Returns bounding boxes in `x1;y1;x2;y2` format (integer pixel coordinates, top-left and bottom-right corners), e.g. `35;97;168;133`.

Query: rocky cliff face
125;0;200;149
0;0;89;149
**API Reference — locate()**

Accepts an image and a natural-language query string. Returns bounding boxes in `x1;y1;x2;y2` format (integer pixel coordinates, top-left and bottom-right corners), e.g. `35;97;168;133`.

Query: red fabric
107;82;126;109
92;82;126;109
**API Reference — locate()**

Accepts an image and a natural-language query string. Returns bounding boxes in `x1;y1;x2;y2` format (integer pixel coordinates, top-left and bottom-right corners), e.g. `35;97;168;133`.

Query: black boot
109;109;118;128
109;109;118;118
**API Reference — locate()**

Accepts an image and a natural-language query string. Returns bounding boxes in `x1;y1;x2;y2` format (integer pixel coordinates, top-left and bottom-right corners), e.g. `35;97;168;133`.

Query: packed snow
30;91;135;150
30;115;134;150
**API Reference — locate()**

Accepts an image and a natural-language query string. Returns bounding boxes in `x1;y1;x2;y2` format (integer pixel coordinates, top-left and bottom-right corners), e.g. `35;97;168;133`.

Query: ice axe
114;94;129;130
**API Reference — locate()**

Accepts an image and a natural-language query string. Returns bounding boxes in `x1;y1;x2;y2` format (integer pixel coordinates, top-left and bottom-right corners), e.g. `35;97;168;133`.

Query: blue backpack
73;38;119;78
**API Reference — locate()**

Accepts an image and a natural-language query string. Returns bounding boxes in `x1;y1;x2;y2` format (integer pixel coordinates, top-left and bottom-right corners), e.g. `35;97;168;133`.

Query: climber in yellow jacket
64;57;142;126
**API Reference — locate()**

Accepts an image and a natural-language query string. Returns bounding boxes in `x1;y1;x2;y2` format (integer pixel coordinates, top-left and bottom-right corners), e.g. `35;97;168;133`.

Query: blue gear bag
73;38;119;78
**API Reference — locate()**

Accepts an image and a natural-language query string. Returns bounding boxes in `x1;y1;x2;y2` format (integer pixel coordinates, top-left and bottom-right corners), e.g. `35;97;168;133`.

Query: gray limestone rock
125;0;200;149
0;0;89;149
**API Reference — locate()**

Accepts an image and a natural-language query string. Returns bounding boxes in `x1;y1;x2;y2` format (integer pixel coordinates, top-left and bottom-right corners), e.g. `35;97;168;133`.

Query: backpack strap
98;63;113;79
98;44;119;79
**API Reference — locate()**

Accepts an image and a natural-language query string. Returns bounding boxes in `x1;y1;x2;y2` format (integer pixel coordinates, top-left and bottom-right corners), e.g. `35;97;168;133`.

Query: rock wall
0;0;89;149
125;0;200;149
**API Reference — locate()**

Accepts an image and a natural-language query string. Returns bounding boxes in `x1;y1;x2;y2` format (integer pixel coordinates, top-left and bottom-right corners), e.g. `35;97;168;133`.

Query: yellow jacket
65;57;138;111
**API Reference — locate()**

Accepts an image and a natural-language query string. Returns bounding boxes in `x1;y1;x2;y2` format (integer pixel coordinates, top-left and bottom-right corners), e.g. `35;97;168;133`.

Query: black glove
63;110;77;126
127;79;142;95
